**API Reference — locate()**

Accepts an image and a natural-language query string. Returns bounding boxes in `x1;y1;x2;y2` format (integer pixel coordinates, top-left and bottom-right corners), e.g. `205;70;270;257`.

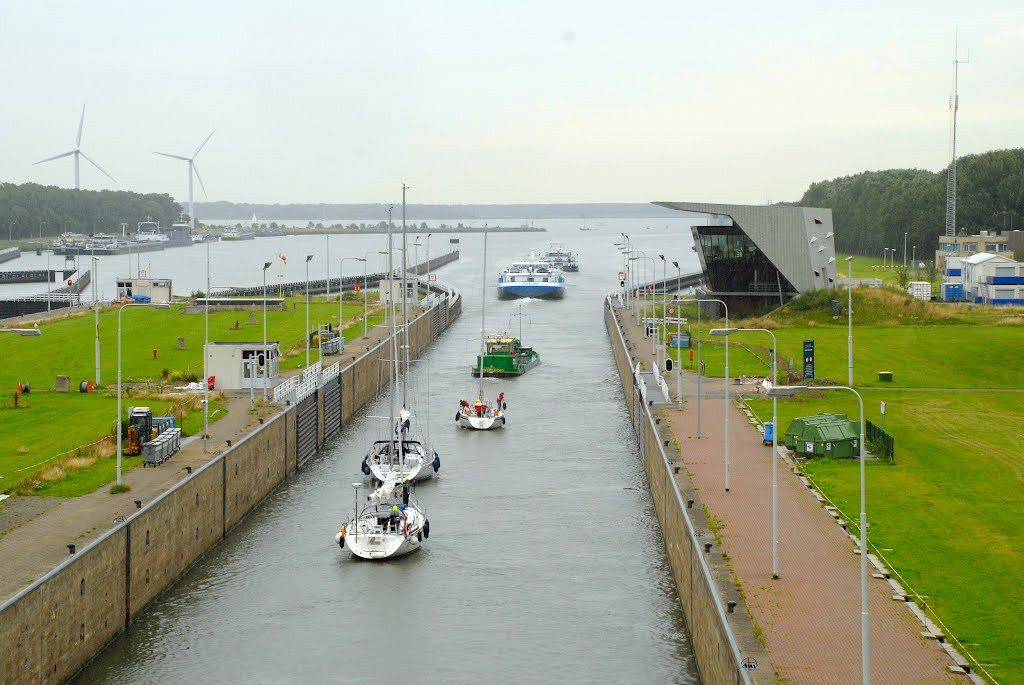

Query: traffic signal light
619;279;625;288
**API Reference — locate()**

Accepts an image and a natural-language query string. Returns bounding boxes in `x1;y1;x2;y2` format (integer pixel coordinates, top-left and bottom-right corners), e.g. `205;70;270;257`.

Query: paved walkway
613;303;965;684
0;306;393;604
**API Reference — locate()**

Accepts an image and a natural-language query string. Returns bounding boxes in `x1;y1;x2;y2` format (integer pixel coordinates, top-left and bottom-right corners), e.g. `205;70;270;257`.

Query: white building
961;253;1024;305
942;257;964;301
116;276;172;304
379;277;420;306
205;341;281;390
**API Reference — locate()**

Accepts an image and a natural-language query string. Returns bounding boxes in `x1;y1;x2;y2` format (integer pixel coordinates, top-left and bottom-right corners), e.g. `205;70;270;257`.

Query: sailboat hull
340;508;426;560
457;413;504;430
368;460;435;483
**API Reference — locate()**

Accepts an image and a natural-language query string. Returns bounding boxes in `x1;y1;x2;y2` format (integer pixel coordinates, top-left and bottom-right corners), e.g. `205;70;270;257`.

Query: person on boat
474;398;484;417
496;392;504;406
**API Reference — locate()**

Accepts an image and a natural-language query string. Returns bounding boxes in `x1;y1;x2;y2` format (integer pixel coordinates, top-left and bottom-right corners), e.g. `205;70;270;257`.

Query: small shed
205;341;281;390
117;276;172;303
783;413;860;458
379;277;420;306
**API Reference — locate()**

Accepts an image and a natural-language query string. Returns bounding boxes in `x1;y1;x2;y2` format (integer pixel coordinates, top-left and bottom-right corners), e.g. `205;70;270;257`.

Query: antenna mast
945;34;969;237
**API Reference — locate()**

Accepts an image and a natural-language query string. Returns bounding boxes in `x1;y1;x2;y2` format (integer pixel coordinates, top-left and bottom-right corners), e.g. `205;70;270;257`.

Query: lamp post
911;246;916;269
39;220;45;240
903;232;907;267
305;254;313;367
203;237;210;452
688;299;731;489
658;254;667;368
711;327;777;575
326;235;330;301
766;383;869;684
847;256;854;386
92;256;100;385
340;257;366;341
117;302;170;485
46;251;51;312
262;261;272;398
672;261;682;406
425;233;431;279
8;221;15;242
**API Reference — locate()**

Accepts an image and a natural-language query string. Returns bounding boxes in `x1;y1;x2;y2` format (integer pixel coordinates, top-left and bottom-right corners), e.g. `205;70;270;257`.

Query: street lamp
8;221;15;242
39;220;45;240
903;232;908;267
92;256;100;385
671;261;682;406
846;256;854;386
0;328;41;336
116;302;170;485
305;254;313;367
425;233;432;280
710;326;778;576
687;299;731;489
340;257;366;342
325;235;330;301
658;254;667;368
262;261;272;398
766;383;869;684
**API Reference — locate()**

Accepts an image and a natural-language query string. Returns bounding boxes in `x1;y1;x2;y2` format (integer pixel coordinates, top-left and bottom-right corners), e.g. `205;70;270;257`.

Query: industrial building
654;202;837;314
205;341;281;391
116;276;172;303
958;253;1024;305
934;230;1023;271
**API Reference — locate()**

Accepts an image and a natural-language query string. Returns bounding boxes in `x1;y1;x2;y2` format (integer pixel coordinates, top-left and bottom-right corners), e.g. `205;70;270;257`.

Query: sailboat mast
386;206;396;440
401;183;409;409
479;224;487;398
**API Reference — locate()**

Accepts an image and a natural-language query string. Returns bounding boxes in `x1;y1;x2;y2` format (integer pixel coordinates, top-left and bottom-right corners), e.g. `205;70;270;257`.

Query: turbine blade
154;151;190;161
192;162;209;199
192;129;215;158
79;151;116;183
34;150;76;165
76;104;85;147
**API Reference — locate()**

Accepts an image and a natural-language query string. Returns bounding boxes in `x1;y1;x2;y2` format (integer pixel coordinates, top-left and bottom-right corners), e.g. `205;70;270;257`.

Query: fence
866;420;895;461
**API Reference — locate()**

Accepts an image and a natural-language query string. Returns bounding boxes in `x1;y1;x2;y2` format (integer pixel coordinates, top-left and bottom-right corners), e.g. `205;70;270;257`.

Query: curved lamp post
686;299;730;490
711;327;777;573
340;256;366;341
766;383;869;685
117;302;170;485
262;261;272;397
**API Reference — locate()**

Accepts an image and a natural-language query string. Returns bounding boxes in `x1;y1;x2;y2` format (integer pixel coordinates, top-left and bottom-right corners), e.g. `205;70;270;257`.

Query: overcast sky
1;1;1021;206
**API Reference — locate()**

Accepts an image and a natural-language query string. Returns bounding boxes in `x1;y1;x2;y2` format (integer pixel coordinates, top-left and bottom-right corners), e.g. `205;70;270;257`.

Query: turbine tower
154;131;215;232
945;37;968;237
34;105;116;190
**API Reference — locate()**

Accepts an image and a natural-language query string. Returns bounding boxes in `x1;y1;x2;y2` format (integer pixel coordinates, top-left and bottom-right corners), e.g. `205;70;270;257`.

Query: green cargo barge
471;336;541;377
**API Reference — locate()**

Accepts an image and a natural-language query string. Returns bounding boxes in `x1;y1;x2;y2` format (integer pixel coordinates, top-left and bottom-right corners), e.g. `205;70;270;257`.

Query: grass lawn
744;390;1023;683
0;295;380;391
0;391;228;496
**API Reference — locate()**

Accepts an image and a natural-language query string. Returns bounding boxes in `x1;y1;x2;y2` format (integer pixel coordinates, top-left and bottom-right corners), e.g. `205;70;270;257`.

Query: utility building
116;276;172;304
961;253;1024;305
654;202;837;314
205;341;281;390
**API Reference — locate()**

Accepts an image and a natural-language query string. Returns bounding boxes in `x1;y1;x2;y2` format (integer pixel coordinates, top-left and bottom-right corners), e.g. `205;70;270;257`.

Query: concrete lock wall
604;301;771;685
0;293;461;685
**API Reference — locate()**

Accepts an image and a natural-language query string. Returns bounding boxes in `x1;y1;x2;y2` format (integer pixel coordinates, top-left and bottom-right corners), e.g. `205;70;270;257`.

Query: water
71;218;702;683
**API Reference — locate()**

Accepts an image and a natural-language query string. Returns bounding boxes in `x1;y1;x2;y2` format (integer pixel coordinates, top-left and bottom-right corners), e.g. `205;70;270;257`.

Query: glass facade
697;226;796;294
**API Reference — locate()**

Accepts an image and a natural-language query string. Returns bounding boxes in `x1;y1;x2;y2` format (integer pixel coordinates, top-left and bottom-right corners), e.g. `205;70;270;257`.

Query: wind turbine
34;105;116;190
154;131;215;232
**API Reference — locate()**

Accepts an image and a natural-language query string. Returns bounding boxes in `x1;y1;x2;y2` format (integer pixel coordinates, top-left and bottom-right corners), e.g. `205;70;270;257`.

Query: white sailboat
457;224;506;430
362;189;440;481
336;475;429;560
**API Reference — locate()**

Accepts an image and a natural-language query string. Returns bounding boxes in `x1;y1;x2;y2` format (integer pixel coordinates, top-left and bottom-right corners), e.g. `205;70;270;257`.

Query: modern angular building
654;202;837;313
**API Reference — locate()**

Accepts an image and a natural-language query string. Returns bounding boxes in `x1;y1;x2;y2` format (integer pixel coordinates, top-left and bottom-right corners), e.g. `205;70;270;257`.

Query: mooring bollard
687;499;694;508
704;542;712;553
67;544;76;555
134;500;142;509
727;601;737;613
185;466;192;474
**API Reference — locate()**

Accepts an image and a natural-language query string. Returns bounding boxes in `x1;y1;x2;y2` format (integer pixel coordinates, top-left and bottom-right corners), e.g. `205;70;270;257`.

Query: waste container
762;422;774;446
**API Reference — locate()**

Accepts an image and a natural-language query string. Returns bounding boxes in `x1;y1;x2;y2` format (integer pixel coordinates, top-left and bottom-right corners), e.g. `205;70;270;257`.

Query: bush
110;483;131;494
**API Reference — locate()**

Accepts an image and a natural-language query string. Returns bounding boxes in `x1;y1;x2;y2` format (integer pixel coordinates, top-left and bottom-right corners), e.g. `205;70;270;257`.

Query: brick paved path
614;303;962;684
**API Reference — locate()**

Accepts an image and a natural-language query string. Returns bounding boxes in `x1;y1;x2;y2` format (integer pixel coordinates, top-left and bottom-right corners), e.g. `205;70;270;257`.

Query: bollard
134;500;142;509
67;544;76;555
226;439;232;447
687;499;694;508
727;601;736;613
704;542;712;553
185;466;192;474
152;349;158;360
674;465;681;474
258;418;264;424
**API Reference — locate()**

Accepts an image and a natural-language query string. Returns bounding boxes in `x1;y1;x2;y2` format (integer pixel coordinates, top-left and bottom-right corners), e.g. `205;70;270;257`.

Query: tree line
0;183;182;241
797;148;1024;258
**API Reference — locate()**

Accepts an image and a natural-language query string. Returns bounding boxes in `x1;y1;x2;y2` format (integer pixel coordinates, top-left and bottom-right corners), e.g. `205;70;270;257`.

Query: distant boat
541;244;578;273
221;228;256;241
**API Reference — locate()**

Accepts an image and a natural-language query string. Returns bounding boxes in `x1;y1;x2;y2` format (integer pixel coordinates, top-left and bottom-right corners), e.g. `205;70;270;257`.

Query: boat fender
361;457;370;476
417;531;422;542
432;455;440;472
335;530;345;548
455;412;461;422
501;416;506;425
423;519;430;539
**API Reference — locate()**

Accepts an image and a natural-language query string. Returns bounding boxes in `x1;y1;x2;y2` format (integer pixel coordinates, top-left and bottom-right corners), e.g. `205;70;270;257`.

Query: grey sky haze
1;1;1021;206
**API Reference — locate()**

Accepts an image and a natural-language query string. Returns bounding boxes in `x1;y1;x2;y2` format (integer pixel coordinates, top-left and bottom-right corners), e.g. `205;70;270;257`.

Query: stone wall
604;301;772;685
0;291;461;685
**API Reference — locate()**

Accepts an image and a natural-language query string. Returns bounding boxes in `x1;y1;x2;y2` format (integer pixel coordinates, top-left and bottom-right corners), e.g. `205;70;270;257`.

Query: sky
1;1;1022;206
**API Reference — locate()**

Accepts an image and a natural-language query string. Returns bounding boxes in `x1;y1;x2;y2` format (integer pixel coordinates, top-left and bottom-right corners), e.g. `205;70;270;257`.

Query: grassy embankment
659;286;1023;684
0;293;384;496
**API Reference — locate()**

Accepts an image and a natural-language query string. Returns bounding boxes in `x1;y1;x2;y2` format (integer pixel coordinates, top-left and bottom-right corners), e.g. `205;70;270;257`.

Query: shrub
109;483;131;494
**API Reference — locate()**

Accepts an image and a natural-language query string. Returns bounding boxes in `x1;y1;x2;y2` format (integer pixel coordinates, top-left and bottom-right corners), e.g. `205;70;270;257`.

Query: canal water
73;218;702;683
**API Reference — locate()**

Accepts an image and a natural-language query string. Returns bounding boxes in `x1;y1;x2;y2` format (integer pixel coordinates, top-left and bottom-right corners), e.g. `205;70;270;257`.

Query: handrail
605;295;752;685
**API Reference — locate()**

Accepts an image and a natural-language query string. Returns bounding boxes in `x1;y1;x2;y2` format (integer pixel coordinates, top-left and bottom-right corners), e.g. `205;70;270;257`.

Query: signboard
353;284;361;293
802;339;815;379
428;274;437;282
449;238;460;244
618;271;626;281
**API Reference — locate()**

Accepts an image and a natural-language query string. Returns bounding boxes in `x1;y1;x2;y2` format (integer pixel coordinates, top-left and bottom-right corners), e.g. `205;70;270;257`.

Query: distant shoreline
206;225;548;235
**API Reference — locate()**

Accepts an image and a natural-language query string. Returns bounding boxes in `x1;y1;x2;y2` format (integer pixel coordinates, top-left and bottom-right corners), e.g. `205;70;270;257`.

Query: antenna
945;32;969;238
